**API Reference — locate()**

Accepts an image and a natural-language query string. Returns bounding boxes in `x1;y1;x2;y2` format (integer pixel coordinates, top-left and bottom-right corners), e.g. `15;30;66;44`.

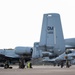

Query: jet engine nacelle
15;46;33;55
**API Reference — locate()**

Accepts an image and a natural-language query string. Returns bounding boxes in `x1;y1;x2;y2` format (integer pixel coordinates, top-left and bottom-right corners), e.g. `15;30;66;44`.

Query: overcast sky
0;0;75;49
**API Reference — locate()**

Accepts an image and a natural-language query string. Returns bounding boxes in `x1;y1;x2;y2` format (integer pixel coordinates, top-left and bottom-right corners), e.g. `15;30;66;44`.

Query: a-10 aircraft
32;13;75;68
42;48;75;68
0;13;75;69
0;47;33;69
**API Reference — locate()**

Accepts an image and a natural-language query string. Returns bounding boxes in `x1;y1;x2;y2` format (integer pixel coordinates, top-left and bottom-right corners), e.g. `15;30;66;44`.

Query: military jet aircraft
42;49;75;68
0;46;33;69
32;13;75;68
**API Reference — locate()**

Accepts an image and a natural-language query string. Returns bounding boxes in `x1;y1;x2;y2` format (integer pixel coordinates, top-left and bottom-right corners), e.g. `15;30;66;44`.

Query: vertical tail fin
39;13;65;55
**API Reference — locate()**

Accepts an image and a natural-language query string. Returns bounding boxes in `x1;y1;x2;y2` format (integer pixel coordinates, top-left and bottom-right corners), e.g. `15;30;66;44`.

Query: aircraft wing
5;54;20;58
4;50;20;58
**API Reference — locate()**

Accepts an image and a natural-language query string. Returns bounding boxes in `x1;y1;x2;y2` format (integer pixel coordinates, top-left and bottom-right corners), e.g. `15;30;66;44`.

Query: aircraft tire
4;64;9;69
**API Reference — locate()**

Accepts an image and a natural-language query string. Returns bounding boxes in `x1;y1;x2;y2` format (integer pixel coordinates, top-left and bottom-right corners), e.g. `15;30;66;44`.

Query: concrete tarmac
0;65;75;75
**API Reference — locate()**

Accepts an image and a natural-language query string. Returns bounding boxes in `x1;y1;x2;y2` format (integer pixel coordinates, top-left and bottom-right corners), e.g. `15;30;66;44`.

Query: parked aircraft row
0;13;75;69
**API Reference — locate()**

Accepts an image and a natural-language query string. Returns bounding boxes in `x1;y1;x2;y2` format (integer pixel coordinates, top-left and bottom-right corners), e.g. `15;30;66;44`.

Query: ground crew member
27;61;32;68
66;59;70;68
65;55;70;68
60;61;64;68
